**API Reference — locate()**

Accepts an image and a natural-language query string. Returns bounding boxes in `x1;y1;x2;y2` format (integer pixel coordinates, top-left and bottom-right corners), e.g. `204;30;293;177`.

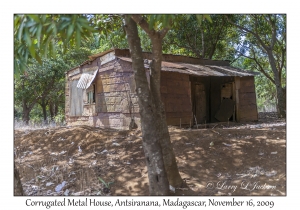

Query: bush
54;113;65;126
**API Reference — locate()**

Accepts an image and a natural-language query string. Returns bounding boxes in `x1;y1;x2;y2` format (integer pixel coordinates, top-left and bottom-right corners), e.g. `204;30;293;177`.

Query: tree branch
131;14;170;40
131;15;155;38
159;27;170;39
237;49;275;84
267;15;277;50
225;15;270;52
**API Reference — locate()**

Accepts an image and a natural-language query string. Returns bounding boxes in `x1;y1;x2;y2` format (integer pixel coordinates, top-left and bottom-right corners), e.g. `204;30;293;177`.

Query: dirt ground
14;112;286;196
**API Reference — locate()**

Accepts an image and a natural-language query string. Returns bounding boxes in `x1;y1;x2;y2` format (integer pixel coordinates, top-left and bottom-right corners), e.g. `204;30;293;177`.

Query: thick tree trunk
124;16;169;195
268;52;286;118
14;164;23;196
150;38;184;188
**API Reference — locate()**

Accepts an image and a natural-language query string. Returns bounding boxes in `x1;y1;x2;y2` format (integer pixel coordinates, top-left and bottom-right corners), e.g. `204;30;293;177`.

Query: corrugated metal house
65;49;258;129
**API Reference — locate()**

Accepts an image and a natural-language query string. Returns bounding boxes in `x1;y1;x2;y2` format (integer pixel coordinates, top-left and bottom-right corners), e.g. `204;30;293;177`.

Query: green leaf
28;15;40;23
29;43;35;58
203;15;212;23
36;24;42;47
35;53;42;64
196;14;203;26
163;15;168;28
76;28;81;49
149;15;155;30
17;21;25;41
67;24;75;40
98;177;108;188
24;28;32;46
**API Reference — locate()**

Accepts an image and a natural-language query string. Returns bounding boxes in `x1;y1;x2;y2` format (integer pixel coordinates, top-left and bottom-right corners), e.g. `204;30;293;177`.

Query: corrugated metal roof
86;69;99;88
77;69;98;89
117;57;257;77
88;49;115;60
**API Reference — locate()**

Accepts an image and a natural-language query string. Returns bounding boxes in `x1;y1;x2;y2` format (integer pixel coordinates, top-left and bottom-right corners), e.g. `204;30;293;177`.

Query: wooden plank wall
236;76;258;121
161;71;192;125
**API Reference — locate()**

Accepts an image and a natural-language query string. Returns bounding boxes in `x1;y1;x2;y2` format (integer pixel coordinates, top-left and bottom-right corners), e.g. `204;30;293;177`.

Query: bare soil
14;112;286;196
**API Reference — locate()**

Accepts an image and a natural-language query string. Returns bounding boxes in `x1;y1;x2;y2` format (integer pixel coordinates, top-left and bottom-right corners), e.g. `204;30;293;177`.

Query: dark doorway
190;76;235;124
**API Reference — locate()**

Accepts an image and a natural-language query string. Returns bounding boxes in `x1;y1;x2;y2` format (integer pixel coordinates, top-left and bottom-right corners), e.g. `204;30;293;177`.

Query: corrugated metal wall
91;61;140;129
70;80;84;116
161;71;193;125
236;76;258;121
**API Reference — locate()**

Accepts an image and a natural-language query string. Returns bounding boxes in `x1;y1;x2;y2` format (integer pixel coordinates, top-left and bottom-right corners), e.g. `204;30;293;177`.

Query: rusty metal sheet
207;65;255;76
77;69;98;89
161;61;187;69
77;74;93;89
116;56;255;77
214;98;235;122
86;69;99;88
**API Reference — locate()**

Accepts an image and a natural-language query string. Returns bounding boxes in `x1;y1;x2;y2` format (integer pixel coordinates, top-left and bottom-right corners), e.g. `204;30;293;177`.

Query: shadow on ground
14;113;286;196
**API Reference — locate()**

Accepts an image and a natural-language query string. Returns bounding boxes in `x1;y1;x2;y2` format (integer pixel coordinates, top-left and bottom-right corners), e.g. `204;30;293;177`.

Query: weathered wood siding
236;76;258;121
161;71;192;125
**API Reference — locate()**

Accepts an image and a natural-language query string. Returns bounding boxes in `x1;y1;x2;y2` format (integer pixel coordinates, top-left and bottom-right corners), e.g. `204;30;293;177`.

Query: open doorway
214;82;235;122
191;76;236;125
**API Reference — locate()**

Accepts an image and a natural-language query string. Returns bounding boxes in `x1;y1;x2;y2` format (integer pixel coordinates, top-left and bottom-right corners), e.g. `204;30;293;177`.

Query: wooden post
194;115;198;129
233;105;236;122
235;77;240;122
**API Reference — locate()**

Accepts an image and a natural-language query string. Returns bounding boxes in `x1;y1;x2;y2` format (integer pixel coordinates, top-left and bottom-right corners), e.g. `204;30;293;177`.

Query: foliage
54;111;65;125
14;57;67;121
14;45;92;123
229;14;286;87
162;15;238;59
14;14;95;74
228;14;286;116
98;177;114;189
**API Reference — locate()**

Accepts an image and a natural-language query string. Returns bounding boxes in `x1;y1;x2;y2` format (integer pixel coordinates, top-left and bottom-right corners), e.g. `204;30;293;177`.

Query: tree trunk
49;102;54;120
124;16;169;195
267;51;286;118
54;103;58;116
275;86;286;118
150;37;184;188
14;164;23;196
39;99;48;123
22;101;30;125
